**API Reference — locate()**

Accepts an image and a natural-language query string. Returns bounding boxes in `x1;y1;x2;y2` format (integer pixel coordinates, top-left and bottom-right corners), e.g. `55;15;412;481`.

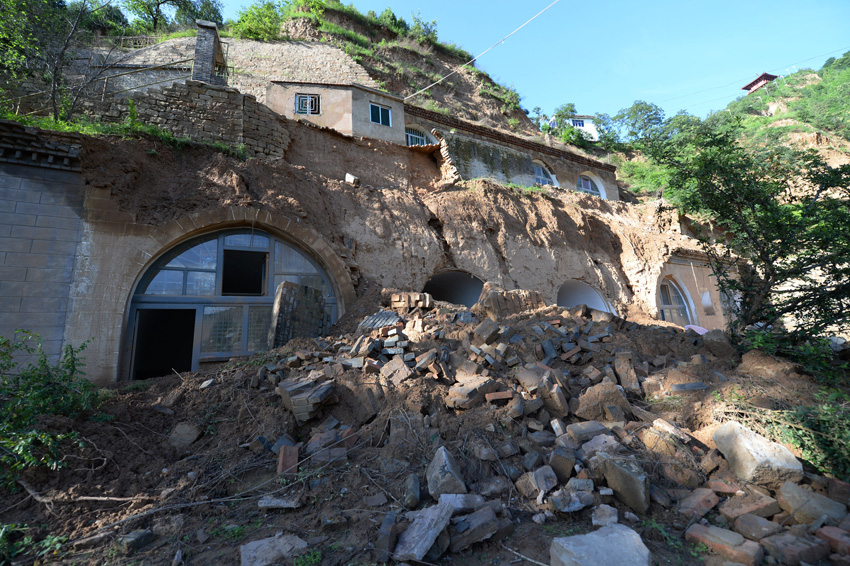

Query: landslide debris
3;289;846;566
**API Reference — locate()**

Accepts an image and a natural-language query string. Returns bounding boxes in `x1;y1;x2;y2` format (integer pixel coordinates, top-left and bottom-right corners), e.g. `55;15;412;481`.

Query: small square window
295;94;320;115
370;103;391;126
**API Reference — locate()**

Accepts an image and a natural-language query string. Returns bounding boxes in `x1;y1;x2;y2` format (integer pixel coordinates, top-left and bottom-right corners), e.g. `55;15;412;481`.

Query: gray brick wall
0;163;84;361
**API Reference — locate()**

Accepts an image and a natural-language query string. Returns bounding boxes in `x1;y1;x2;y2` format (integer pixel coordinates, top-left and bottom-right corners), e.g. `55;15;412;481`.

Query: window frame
658;278;693;327
532;160;557;187
571;119;585;128
577;174;601;197
369;102;392;127
405;127;429;146
131;229;338;364
294;93;321;115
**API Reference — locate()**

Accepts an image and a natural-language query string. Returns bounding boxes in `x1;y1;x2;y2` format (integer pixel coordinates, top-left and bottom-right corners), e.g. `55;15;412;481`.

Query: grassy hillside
614;51;850;196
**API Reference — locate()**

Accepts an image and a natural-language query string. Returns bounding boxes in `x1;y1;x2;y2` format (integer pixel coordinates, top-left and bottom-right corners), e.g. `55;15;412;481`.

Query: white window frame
532;161;557;186
295;93;320;115
577;174;600;197
370;102;392;127
405;127;429;146
572;119;585;128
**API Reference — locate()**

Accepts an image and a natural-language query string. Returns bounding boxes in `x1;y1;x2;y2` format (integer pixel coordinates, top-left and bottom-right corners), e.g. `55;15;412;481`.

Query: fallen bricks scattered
180;292;850;566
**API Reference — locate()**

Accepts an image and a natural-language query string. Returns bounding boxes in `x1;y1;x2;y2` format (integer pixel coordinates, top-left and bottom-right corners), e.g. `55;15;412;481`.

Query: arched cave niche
423;270;485;308
556;280;614;314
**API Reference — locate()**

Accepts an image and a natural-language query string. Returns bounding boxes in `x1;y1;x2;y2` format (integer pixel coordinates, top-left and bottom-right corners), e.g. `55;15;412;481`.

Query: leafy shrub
377;7;409;35
231;0;284;40
409;11;438;44
0;332;96;487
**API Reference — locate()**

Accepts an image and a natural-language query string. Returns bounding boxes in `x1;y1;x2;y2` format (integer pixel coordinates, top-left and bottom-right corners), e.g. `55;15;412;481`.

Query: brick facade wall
0;164;84;361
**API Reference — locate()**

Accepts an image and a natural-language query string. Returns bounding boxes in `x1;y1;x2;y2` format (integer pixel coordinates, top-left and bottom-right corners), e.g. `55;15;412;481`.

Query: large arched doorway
128;228;338;379
556;280;614;313
422;270;484;308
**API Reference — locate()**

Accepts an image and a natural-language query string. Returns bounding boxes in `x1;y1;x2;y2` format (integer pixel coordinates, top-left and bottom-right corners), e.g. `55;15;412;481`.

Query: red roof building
742;72;779;94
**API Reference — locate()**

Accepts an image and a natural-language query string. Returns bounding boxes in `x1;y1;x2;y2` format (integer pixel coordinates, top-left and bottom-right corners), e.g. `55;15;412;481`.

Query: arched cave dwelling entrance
128;228;338;379
556;280;614;313
422;270;485;308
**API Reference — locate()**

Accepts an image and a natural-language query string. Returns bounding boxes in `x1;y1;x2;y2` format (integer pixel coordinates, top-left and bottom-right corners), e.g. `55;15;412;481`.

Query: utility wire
403;0;563;101
656;44;850;106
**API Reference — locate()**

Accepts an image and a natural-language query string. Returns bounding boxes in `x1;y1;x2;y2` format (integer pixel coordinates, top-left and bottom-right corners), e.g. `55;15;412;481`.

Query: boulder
550;524;650;566
777;481;847;525
601;456;650;514
168;422;201;449
574;382;631;422
239;533;308;566
426;446;467;497
394;500;454;562
713;421;803;487
702;329;738;359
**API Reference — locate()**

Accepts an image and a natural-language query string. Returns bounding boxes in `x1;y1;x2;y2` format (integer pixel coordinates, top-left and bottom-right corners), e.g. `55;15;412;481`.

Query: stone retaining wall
83;80;291;158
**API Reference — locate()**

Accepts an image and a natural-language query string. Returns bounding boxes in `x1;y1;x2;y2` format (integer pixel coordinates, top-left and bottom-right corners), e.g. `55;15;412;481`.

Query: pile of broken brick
240;289;849;566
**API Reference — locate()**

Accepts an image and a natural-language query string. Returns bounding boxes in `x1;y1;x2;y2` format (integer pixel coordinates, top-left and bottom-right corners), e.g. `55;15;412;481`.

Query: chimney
192;20;227;85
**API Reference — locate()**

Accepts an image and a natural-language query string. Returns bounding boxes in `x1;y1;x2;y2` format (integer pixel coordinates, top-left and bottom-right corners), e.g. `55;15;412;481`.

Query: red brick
679;488;719;519
685;524;763;566
719;490;782;521
277;444;299;477
733;513;782;541
708;478;740;495
485;391;514;403
815;526;850;554
761;533;830;566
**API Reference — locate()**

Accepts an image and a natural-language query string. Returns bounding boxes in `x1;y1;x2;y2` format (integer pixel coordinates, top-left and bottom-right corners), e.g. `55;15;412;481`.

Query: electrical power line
404;0;563;101
656;44;850;106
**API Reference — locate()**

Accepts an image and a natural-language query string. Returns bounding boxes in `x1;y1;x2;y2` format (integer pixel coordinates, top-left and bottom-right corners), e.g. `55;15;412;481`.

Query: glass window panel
201;306;243;353
660;284;671;305
381;107;391;126
145;270;184;295
166;240;217;269
299;275;323;290
273;274;300;292
275;242;318;274
370;104;380;124
247;306;273;352
186;271;216;296
224;233;269;249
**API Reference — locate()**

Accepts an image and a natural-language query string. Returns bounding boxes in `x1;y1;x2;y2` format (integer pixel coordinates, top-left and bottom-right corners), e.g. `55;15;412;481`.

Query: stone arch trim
131;206;356;313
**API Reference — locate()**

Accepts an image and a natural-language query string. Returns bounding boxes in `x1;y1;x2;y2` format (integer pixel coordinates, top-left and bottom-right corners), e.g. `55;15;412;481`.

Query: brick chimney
192;20;227;86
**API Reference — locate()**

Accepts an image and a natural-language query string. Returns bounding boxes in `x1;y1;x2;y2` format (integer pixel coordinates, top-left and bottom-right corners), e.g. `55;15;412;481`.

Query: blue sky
221;0;850;120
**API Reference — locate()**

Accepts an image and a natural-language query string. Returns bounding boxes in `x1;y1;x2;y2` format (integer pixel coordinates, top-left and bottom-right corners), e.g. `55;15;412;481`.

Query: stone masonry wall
85;80;291;158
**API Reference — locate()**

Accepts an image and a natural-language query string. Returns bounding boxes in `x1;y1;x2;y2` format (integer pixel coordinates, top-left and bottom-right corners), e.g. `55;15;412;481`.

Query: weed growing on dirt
1;111;250;161
294;549;322;566
641;519;704;562
0;523;68;563
716;388;850;480
0;331;96;487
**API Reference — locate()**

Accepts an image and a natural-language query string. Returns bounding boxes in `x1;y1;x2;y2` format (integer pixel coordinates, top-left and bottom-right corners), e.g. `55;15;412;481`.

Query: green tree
70;0;129;34
230;0;283;40
174;0;223;26
655;119;850;342
0;0;64;80
122;0;190;32
614;100;665;149
594;112;621;150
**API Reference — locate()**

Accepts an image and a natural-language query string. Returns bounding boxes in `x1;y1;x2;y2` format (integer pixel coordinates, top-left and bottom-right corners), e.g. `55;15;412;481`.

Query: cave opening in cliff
423;270;484;308
556;280;614;313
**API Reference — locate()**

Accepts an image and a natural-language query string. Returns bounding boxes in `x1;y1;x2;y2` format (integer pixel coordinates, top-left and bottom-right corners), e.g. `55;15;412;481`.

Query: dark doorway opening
222;250;267;295
133;309;195;379
423;270;484;308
